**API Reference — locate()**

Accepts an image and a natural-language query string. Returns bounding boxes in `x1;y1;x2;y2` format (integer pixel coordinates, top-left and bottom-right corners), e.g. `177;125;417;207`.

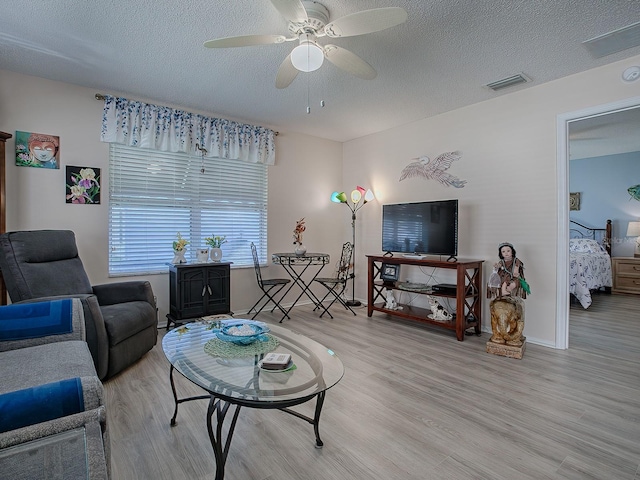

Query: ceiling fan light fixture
291;36;324;72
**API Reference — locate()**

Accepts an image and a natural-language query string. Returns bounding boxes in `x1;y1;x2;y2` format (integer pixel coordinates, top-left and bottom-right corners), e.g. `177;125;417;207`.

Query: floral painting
15;130;60;169
66;166;101;204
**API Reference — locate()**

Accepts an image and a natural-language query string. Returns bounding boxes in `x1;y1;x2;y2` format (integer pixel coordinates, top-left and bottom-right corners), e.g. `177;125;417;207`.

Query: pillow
569;238;606;254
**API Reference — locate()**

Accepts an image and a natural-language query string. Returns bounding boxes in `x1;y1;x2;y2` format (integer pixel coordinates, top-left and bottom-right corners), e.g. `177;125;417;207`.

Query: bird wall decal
399;151;467;188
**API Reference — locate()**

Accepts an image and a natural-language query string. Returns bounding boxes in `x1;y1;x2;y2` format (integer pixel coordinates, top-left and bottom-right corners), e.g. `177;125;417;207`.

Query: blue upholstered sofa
0;298;110;479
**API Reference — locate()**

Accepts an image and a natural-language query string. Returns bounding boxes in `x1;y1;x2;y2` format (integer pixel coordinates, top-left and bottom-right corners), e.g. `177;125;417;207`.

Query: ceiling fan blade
270;0;308;23
324;7;407;38
204;34;287;48
324;45;377;80
276;54;299;89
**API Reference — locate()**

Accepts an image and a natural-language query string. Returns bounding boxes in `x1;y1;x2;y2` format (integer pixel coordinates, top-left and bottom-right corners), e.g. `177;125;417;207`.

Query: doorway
556;95;640;348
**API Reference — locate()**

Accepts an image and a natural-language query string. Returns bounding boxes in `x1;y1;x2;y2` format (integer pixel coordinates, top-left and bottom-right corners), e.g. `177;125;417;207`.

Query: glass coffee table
162;320;344;480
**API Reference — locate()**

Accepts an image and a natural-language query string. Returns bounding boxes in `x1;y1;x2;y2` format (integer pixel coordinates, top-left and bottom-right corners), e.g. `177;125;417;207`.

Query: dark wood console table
367;255;483;341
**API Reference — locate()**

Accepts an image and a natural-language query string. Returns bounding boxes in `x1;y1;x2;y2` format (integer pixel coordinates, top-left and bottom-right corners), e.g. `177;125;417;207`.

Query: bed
569;219;612;309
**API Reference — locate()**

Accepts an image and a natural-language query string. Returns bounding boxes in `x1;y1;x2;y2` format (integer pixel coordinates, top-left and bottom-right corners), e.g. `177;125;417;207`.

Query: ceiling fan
204;0;408;89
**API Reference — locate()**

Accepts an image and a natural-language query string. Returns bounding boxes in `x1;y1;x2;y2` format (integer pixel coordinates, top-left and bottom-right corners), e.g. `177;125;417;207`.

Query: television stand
367;255;483;341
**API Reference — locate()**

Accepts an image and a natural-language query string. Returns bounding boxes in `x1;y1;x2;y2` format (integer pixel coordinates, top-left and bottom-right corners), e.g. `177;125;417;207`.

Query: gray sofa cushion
0;341;100;402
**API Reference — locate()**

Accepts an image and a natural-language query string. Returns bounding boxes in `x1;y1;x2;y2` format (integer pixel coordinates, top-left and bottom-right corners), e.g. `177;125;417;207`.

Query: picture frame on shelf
380;263;400;282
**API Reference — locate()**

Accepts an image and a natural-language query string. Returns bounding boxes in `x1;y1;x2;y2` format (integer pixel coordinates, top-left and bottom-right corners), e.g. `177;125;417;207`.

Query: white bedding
569;239;612;309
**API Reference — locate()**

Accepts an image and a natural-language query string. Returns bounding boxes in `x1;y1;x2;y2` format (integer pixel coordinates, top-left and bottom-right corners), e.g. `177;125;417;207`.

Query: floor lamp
331;187;375;306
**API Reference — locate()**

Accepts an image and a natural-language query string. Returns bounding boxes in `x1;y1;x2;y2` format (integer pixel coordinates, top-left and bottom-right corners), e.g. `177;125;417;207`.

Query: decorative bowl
217;323;270;345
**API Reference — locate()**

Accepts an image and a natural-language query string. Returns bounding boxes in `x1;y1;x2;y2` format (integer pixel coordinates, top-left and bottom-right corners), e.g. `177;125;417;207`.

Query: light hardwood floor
105;293;640;480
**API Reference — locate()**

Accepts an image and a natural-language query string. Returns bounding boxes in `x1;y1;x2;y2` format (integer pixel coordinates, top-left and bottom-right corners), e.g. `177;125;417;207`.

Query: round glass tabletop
162;320;344;406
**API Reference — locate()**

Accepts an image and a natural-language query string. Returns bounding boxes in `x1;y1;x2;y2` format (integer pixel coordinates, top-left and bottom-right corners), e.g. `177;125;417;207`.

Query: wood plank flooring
104;294;640;479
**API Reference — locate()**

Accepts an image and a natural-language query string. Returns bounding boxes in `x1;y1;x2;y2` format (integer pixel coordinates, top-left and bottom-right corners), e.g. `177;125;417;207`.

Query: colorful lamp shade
364;189;375;202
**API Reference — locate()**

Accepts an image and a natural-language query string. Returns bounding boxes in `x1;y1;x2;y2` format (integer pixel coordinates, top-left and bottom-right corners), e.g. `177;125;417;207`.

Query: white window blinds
109;144;268;275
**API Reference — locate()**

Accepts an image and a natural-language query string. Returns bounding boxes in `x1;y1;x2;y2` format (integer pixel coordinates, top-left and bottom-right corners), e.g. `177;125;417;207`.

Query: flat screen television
382;200;458;258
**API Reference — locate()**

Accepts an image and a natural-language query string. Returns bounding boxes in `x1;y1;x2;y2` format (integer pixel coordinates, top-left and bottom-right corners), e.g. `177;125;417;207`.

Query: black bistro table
162;319;344;480
271;252;330;320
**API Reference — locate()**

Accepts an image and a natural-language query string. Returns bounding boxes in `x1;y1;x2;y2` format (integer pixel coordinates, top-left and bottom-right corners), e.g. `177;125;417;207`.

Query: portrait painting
15;130;60;169
66;166;101;204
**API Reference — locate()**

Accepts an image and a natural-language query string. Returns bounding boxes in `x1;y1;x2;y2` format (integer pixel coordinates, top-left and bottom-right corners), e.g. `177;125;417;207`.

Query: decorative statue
383;288;401;310
426;295;453;321
486;242;531;347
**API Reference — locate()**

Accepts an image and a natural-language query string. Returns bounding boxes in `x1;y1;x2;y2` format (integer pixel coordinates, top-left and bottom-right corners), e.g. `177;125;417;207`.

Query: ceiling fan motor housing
288;1;330;35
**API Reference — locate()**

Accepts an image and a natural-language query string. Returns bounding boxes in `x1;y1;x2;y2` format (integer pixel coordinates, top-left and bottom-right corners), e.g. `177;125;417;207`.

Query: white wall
2;54;640;345
0;69;343;322
570;151;640;257
343;53;640;347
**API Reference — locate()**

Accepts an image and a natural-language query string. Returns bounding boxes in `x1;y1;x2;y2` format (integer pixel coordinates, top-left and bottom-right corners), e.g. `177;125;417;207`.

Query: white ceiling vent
582;21;640;58
485;73;530;91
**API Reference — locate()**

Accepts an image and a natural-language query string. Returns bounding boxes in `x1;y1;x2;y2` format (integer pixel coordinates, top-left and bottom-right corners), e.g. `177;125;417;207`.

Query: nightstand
612;257;640;295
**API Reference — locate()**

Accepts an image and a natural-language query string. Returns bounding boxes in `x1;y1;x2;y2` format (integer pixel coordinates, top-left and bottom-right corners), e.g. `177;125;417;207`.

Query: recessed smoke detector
583;21;640;58
485;73;531;91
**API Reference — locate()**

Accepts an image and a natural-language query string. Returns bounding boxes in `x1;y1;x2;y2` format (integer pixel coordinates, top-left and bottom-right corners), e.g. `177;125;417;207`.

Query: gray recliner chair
0;230;157;379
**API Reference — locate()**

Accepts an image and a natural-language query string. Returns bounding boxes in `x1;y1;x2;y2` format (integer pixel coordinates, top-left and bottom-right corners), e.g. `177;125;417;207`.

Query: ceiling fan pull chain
306;68;311;114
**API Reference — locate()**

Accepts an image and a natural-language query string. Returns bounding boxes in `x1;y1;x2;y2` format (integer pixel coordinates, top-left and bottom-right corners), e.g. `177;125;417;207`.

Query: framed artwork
381;263;401;282
15;131;60;169
66;166;101;204
569;192;581;211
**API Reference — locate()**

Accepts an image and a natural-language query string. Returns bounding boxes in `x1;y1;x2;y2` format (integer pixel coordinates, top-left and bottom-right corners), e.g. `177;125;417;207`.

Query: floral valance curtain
100;95;276;165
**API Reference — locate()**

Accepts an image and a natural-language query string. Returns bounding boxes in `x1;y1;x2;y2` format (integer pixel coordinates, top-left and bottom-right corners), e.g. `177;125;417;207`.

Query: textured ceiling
1;0;640;142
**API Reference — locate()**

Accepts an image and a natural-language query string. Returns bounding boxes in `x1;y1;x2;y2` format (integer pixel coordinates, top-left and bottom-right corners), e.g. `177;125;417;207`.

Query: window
109;144;268;275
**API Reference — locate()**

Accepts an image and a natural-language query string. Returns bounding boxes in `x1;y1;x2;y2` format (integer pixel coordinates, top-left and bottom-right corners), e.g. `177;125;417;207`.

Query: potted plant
204;235;227;262
172;232;190;264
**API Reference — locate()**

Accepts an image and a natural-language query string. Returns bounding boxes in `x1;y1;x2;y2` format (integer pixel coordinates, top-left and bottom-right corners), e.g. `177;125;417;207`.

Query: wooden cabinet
167;262;232;328
612;257;640;295
367;255;483;341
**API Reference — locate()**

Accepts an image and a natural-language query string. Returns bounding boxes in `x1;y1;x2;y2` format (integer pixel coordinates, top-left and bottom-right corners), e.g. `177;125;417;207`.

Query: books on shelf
261;352;291;370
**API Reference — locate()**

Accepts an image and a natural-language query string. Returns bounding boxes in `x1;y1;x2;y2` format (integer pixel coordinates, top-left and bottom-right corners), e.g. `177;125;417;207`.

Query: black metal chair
248;243;291;320
313;242;356;319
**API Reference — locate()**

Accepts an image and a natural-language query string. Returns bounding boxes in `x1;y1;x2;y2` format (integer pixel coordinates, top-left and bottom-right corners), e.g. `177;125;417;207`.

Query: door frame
555;95;640;349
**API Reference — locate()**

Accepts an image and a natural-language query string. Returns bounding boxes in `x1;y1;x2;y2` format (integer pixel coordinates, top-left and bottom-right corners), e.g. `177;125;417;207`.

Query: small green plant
173;232;190;252
204;235;227;249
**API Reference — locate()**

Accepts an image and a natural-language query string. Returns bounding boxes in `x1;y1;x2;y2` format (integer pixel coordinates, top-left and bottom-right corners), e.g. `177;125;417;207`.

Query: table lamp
626;221;640;258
